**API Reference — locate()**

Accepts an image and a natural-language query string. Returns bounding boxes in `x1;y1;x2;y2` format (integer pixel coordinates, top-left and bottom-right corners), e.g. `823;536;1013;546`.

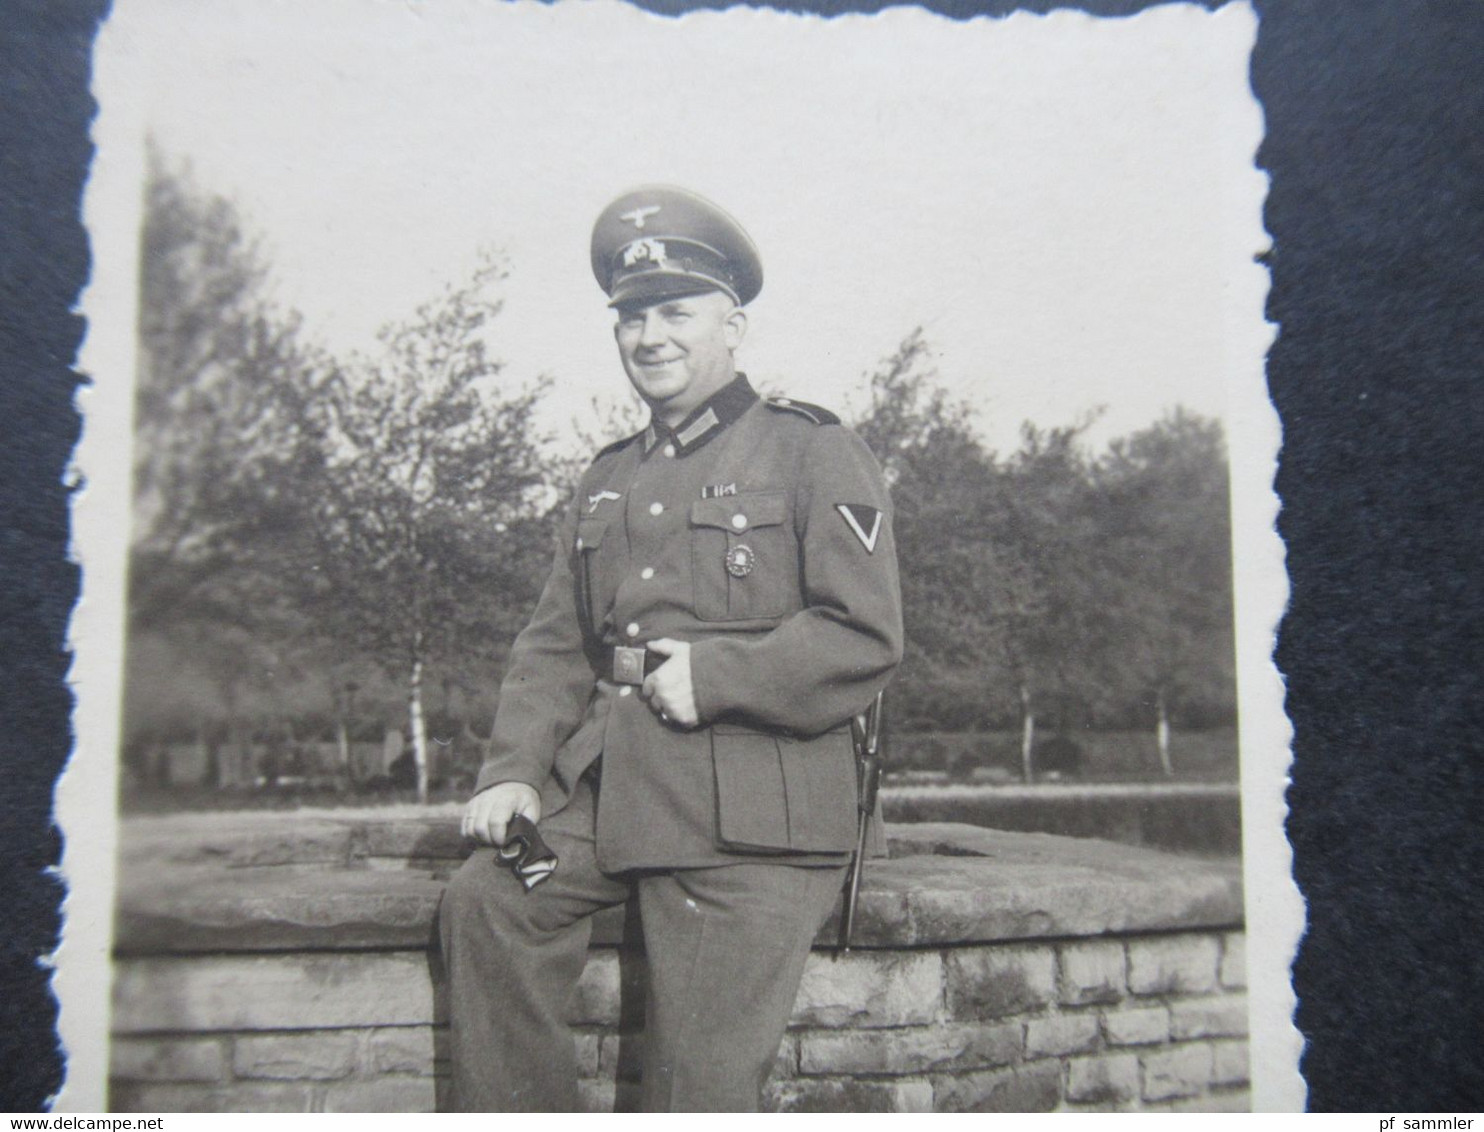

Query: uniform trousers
438;773;847;1112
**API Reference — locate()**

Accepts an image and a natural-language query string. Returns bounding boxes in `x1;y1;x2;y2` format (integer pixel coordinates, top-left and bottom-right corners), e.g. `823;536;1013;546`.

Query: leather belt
605;644;665;686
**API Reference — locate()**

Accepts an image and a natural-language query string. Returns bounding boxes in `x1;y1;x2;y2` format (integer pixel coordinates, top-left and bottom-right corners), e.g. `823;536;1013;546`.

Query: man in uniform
439;185;903;1112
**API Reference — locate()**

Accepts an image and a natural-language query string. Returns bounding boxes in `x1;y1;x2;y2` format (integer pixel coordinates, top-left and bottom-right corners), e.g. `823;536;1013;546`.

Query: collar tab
650;374;759;457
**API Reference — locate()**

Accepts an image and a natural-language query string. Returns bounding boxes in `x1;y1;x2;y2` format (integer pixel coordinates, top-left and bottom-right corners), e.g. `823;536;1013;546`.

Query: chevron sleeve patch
835;503;883;553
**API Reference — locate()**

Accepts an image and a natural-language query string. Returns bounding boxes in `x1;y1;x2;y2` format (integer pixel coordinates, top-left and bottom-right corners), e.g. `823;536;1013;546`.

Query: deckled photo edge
59;0;1301;1113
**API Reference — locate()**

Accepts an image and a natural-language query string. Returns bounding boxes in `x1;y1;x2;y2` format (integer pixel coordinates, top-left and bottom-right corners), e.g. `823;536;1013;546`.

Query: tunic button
626;622;641;638
619;686;632;697
663;444;676;458
649;502;664;516
641;567;655;580
731;514;747;530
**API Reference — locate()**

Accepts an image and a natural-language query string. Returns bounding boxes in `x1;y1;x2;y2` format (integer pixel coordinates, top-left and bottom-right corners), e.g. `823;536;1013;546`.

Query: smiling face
613;290;748;427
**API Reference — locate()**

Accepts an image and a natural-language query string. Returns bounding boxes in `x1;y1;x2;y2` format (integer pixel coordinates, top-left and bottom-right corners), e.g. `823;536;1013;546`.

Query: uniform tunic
472;374;903;873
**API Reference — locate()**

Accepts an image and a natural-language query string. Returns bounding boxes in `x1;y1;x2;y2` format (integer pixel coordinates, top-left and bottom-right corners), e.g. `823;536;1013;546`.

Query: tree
853;334;1117;780
993;420;1111;780
1094;409;1235;774
852;333;1017;736
128;145;321;766
852;329;953;476
288;255;556;801
129;154;563;800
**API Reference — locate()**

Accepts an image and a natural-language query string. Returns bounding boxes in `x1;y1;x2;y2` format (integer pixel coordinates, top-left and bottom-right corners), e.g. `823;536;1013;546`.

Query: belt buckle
612;646;647;686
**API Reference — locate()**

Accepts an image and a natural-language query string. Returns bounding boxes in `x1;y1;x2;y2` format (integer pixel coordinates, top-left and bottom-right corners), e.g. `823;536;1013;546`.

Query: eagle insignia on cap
622;238;668;268
619;205;661;229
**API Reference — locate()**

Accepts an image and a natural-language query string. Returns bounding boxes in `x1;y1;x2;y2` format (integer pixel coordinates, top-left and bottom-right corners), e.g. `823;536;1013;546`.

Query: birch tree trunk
1155;685;1173;777
408;635;430;803
1019;682;1036;784
335;719;352;785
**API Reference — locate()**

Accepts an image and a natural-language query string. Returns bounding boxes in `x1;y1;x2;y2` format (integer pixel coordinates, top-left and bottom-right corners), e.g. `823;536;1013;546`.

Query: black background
2;0;1480;1112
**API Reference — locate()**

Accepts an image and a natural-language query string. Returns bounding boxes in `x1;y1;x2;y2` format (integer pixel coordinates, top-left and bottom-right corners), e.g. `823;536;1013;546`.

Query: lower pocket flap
713;729;789;850
779;729;860;851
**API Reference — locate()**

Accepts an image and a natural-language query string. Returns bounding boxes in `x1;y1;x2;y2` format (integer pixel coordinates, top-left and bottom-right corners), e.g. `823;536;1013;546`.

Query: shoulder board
765;396;840;426
592;429;644;461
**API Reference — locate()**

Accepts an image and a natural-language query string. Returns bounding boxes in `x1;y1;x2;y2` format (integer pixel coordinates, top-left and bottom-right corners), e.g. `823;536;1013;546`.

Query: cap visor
608;272;738;309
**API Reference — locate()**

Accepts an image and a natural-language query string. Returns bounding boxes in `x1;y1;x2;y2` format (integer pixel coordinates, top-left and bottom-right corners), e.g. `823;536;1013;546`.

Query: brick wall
110;930;1248;1112
110;814;1247;1112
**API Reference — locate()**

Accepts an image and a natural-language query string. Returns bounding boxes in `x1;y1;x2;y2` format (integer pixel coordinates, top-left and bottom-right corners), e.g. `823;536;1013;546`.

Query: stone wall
882;782;1242;855
110;812;1248;1112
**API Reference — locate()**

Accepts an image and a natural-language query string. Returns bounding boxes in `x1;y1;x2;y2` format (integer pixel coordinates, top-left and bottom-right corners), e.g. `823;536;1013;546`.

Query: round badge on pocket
724;544;755;578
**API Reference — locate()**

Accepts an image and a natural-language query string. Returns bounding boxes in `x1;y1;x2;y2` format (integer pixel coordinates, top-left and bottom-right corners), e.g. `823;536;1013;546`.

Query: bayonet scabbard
838;691;885;952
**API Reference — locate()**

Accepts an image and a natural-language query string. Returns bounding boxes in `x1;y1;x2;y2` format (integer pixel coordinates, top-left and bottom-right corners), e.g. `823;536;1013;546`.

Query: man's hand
641;638;699;728
461;781;542;847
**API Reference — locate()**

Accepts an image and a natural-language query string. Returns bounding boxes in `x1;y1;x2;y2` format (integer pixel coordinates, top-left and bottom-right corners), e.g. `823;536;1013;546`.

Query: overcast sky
110;0;1263;457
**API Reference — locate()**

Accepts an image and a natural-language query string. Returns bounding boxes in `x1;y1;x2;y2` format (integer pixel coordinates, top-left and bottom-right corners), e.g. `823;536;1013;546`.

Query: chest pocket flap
689;491;794;622
690;491;788;533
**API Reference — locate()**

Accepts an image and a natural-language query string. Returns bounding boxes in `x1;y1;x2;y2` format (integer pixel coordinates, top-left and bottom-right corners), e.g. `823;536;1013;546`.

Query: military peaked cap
591;185;763;308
